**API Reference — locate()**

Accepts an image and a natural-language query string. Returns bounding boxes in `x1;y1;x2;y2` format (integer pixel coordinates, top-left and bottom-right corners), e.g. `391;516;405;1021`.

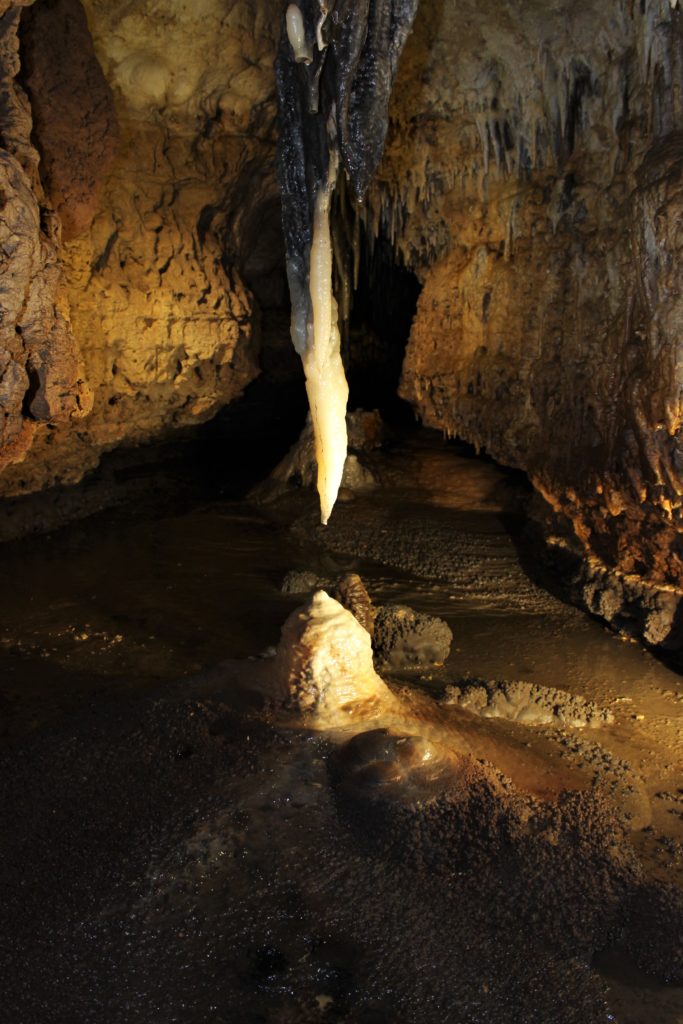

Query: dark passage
344;228;421;423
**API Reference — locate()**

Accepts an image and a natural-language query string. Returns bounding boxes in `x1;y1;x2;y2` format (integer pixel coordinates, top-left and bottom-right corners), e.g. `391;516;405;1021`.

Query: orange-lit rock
0;3;90;473
0;0;680;644
273;590;394;725
0;0;280;494
384;0;683;634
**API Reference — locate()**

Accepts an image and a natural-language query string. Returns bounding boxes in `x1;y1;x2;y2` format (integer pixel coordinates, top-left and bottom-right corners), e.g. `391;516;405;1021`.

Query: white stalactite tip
286;3;313;64
303;170;349;525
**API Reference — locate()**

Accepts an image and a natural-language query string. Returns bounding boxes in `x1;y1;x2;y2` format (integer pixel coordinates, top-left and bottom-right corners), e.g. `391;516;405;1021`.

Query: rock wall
375;0;683;645
0;1;91;479
0;0;281;495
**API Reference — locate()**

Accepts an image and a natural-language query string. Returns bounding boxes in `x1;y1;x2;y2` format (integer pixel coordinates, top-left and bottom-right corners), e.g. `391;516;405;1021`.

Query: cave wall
370;0;683;642
0;0;91;479
0;0;281;495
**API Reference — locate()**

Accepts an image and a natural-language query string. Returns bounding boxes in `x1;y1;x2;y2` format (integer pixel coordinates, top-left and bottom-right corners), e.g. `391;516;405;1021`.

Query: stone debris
373;604;453;670
280;569;321;594
252;410;381;506
442;678;614;729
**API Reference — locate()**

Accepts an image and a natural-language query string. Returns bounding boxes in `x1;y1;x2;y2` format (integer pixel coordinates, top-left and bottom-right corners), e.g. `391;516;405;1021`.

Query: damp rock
330;725;509;871
547;730;652;830
346;409;386;452
339;453;377;493
331;573;376;636
642;591;680;646
373;604;453;670
281;569;321;594
272;590;393;724
441;679;614;729
333;727;471;800
332;727;644;958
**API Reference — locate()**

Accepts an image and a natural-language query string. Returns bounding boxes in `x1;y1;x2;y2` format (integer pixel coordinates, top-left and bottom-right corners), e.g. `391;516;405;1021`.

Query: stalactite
276;0;419;524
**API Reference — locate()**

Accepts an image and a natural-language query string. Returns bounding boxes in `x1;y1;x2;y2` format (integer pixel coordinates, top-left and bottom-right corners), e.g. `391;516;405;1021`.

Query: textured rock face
377;0;683;634
20;0;119;241
273;590;393;724
0;3;91;476
0;0;279;495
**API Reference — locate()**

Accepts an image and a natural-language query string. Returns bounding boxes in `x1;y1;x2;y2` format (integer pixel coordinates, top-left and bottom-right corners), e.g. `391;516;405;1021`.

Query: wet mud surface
1;432;683;1022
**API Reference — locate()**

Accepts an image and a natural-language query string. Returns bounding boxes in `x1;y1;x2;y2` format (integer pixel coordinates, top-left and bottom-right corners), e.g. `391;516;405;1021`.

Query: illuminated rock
273;589;393;724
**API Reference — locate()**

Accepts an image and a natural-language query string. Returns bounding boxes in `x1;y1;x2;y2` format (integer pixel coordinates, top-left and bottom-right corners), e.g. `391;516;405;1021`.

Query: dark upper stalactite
275;0;419;352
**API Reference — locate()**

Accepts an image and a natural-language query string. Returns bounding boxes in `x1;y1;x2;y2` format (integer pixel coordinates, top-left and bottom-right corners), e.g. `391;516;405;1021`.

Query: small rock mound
373;604;453;670
280;569;321;594
442;678;613;728
333;727;460;797
331;727;646;961
252;409;383;504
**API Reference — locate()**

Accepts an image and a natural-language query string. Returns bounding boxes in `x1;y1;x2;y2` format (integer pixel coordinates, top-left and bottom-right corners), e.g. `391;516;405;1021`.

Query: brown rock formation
20;0;119;241
382;0;683;639
0;3;90;475
0;0;280;494
0;0;680;646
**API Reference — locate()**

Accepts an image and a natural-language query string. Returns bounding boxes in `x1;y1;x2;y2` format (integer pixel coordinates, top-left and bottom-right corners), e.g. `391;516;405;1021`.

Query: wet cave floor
1;430;682;1024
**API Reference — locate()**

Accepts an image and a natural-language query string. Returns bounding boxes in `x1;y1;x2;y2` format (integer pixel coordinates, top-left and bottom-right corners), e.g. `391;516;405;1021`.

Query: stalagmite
273;589;394;724
276;0;419;524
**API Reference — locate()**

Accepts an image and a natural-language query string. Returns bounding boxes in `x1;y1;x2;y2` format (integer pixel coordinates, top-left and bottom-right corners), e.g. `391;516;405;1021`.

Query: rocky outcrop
0;3;91;477
273;590;395;724
20;0;119;241
381;0;683;645
0;0;681;648
0;0;280;495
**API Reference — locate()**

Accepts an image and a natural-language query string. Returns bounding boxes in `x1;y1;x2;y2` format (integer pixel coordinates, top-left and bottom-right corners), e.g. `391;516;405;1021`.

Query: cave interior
1;1;683;1022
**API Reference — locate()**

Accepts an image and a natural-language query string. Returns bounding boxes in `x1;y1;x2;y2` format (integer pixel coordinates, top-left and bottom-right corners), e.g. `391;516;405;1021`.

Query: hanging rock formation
276;0;419;523
383;0;683;646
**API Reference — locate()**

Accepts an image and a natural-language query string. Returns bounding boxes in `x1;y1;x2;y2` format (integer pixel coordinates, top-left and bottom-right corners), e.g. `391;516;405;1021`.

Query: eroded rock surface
273;589;394;723
331;572;376;637
0;0;279;495
0;3;90;474
442;678;614;729
20;0;119;241
381;0;683;642
373;602;452;669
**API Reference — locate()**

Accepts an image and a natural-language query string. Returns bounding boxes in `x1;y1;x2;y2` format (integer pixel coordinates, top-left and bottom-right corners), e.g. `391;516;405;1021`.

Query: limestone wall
0;0;281;494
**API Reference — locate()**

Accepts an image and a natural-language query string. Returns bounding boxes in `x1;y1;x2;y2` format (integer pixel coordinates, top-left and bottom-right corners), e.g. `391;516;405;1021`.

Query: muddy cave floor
1;431;683;1023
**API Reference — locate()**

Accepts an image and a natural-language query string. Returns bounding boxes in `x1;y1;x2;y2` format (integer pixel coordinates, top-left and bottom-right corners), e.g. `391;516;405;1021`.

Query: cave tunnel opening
343;227;422;428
